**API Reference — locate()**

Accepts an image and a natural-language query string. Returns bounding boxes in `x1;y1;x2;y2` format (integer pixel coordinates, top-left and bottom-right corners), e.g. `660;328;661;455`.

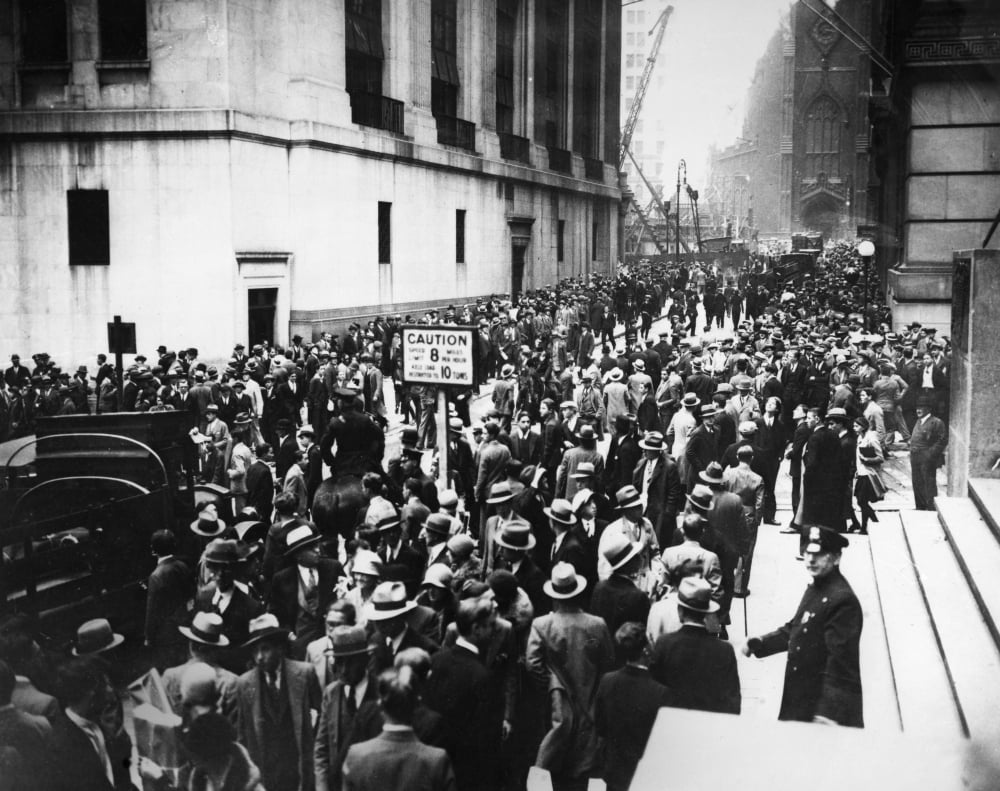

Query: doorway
248;288;277;347
511;238;528;298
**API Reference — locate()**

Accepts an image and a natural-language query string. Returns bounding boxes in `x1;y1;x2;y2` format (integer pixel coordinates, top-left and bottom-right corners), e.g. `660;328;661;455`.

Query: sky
633;0;795;186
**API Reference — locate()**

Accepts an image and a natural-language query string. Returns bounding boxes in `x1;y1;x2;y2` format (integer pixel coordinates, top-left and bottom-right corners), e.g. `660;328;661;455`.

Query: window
496;0;518;134
805;95;842;178
67;190;110;266
378;202;391;263
573;0;601;157
626;76;634;90
626;54;634;68
21;0;67;63
99;0;147;61
431;0;459;118
626;10;635;24
557;219;565;262
456;210;466;264
346;0;384;95
626;32;635;46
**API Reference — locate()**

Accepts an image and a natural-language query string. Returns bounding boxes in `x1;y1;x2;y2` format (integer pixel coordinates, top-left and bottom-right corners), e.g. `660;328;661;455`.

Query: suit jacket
145;555;194;646
509;429;540;465
475;440;512;502
511;555;549;617
378;543;425;599
196;584;265;652
589;575;651;642
910;414;948;465
341;729;455;791
269;559;345;638
314;677;380;791
369;626;440;674
0;706;52;789
49;711;136;791
684;424;718;489
788;420;811;478
550;529;588;573
649;625;741;714
424;644;495;791
632;454;683;542
276;434;301;484
235;659;322;791
595;665;672;791
246;460;275;522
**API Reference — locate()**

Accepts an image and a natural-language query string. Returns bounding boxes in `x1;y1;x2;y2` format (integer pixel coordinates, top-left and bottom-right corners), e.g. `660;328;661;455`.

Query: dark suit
379;544;425;599
369;626;440;674
751;568;863;726
800;425;843;530
550;529;587;573
0;706;52;791
754;415;788;521
589;575;651;646
649;625;741;714
684;424;719;491
788;420;811;518
246;459;275;522
632;454;684;544
910;414;948;510
49;712;136;791
341;729;455;791
314;678;380;791
595;665;672;791
276;434;301;485
305;444;324;506
424;644;495;791
145;555;194;664
511;555;548;617
269;559;345;647
235;659;322;791
196;584;264;670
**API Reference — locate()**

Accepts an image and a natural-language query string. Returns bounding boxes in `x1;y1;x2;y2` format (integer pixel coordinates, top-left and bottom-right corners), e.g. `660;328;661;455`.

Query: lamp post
675;159;686;269
857;239;875;332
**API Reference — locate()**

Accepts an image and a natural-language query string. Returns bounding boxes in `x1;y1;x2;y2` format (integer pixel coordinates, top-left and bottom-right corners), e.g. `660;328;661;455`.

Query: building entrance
248;288;277;347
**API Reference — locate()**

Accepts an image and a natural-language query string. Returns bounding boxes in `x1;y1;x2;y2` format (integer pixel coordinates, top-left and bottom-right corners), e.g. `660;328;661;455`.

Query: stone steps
968;477;1000;541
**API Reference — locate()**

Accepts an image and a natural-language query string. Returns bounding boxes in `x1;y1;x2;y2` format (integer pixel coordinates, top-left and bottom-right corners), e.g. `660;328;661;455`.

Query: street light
675;159;686;270
857;239;875;331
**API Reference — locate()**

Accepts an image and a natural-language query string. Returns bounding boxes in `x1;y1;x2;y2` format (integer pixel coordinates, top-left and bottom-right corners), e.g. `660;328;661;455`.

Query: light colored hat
615;485;643;510
571;488;596;513
601;532;643;573
243;613;291;647
677;577;720;613
178;612;230;647
366;581;417;621
283;522;322;556
486;481;516;504
570;461;597;479
493;518;537;551
422;565;454;589
352;549;383;578
328;625;374;657
543;562;587;600
439;489;460;509
544;499;578;525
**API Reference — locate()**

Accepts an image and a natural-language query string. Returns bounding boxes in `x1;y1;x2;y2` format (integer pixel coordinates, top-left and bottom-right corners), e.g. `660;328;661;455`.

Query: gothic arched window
804;95;841;179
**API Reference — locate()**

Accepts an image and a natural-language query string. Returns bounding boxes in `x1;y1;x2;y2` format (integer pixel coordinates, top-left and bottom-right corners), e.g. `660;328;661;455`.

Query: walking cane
743;593;749;638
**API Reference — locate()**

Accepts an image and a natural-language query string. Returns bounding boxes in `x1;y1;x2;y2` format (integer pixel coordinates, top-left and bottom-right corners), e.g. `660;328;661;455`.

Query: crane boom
619;5;674;170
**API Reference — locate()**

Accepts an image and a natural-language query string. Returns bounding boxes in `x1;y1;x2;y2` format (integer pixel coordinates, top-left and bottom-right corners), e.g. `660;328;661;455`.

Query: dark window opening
21;0;67;64
345;0;384;95
99;0;147;61
378;202;392;264
496;0;518;135
432;0;460;119
68;190;110;266
456;210;466;264
557;219;565;263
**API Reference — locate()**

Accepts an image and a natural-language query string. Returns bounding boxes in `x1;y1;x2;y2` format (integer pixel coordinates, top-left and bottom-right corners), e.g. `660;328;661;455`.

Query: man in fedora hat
720;450;764;593
162;612;238;719
368;582;440;674
527;562;614;791
665;392;699;482
235;613;322;791
632;431;684;545
796;407;845;535
598;485;661;598
743;526;863;727
650;576;741;714
575;369;604;440
493;518;547;616
655;513;723;640
275;417;300;484
480;481;517;576
555;425;603;501
195;539;264;667
270;523;345;655
375;512;424;599
684;403;720;492
589;533;650;644
314;625;378;791
492;364;517;431
909;395;947;511
476;424;512;533
546;499;587;577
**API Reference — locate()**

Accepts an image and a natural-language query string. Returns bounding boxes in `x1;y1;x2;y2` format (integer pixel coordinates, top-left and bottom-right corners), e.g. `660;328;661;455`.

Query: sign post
400;325;476;491
107;315;137;409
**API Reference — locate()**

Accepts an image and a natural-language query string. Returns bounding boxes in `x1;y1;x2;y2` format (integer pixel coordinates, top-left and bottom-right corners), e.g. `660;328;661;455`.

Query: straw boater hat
72;619;125;656
366;581;417;621
682;393;700;408
608;367;624;381
178;612;230;647
544;499;578;526
639;431;665;451
601;531;643;573
543;562;588;600
190;503;226;538
242;613;291;647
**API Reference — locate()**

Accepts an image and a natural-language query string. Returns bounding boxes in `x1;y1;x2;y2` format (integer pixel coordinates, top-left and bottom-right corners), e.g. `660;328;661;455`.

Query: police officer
741;525;863;727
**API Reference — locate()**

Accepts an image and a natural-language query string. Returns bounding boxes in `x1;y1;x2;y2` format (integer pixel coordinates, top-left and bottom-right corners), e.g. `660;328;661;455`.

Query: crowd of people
0;242;955;791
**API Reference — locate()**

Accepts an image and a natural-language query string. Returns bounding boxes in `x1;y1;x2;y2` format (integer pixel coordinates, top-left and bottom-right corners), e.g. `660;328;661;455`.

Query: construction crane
619;5;679;256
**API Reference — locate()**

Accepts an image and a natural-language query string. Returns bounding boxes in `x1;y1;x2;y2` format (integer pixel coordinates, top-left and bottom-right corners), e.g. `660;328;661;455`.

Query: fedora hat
422;565;454;589
677;577;720;613
233;520;267;544
72;619;125;656
423;513;452;537
792;405;807;420
686;484;713;514
570;461;597;479
734;375;753;391
615;485;643;510
601;532;643;573
826;407;849;422
366;581;417;621
682;393;700;408
738;420;758;436
447;533;476;560
178;612;230;647
699;462;726;486
439;489;459;509
494;517;537;551
576;425;597;442
373;512;402;532
501;363;516;378
203;538;246;565
608;367;623;381
283;523;322;556
544;499;578;526
486;481;516;504
328;625;374;658
243;613;291;647
559;400;577;411
639;431;665;451
351;549;383;578
700;404;719;418
543;562;587;600
190;503;226;537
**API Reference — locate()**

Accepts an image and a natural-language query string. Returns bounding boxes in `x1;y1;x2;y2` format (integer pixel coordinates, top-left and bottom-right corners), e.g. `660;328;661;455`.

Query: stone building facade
0;0;621;362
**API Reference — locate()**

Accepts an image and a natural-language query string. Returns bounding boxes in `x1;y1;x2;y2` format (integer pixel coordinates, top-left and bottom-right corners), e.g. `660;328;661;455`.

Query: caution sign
401;324;476;386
